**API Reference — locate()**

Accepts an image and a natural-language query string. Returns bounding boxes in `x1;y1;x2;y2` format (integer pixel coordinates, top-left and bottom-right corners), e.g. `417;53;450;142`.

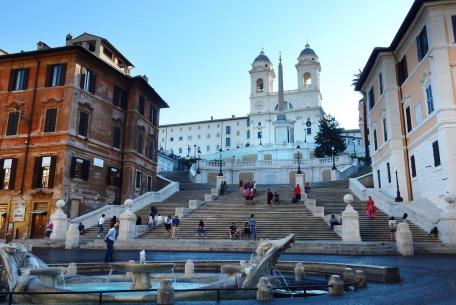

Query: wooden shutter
22;69;29;90
116;169;122;187
433;141;441;167
78;111;89;137
47;156;57;188
82;159;90;181
8;70;17;91
8;158;17;190
32;156;42;188
70;157;77;178
44;108;57;133
121;90;128;110
113;126;121;148
89;72;96;94
59;64;67;86
6;112;19;136
45;65;54;87
79;70;86;89
0;160;4;189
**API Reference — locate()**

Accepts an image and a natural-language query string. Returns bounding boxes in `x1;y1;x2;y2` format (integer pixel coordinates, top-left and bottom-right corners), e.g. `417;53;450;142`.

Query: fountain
0;234;296;303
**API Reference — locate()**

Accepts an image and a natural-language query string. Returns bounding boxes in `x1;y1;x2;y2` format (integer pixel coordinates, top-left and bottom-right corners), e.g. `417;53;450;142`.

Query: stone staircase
140;185;341;240
307;180;438;242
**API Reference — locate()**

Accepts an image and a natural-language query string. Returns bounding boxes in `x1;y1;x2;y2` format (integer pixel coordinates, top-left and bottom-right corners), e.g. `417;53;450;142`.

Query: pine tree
314;115;347;158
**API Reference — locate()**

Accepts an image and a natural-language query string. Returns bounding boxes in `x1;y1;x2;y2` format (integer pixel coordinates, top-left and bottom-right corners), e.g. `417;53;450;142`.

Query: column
118;199;137;240
341;194;361;242
50;200;69;240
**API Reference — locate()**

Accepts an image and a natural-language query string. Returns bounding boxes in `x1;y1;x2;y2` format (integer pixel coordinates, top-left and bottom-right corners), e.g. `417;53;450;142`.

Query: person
229;223;241;239
365;196;377;218
253;181;257;197
197;220;205;236
78;222;85;235
244;187;250;204
243;222;251;239
249;214;257;240
304;182;311;193
165;215;172;238
104;223;118;262
267;189;274;210
294;184;302;203
274;192;280;203
239;180;244;195
136;215;142;225
149;207;158;229
388;217;397;241
97;214;105;237
110;216;117;228
45;220;53;240
402;213;409;223
329;215;340;230
249;187;255;204
172;215;180;240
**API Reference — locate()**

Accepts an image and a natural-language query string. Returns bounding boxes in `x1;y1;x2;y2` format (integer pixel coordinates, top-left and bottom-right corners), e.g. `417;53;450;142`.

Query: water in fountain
105;268;113;283
59;271;66;288
272;267;289;288
171;267;177;284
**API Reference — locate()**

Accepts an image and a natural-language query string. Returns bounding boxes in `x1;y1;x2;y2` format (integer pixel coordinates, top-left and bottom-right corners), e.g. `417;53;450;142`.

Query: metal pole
331;148;337;170
297;145;302;174
394;170;403;202
218;149;223;176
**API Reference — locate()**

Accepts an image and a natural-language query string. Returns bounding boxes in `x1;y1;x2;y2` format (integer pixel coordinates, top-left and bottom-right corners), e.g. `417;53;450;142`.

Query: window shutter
23;69;30;90
89;73;96;94
82;159;90;181
32;157;42;188
0;160;4;189
106;167;112;185
113;86;119;107
44;108;57;133
6;112;19;136
48;156;57;188
59;64;67;86
79;72;86;89
8;158;17;190
121;90;128;110
8;70;17;91
70;157;77;178
433;141;441;167
116;169;122;187
78;112;89;137
45;65;53;87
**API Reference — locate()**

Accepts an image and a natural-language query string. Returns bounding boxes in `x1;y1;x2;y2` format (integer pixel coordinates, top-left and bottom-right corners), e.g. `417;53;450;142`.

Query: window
138;95;145;115
178;148;182;154
44;108;57;133
8;68;29;91
113;86;128;110
226;138;231;147
206;145;210;152
382;118;388;142
197;135;201;139
33;156;56;188
303;72;312;87
146;136;155;159
377;169;381;189
216;133;220;138
307;128;312;135
188;126;192;130
80;67;96;94
170;137;174;142
0;158;17;190
70;157;90;181
135;170;142;189
107;167;121;187
258;131;262;139
379;73;384;95
410;155;416;177
432;141;441;167
415;103;422;124
226;126;231;134
368;87;375;110
386;163;391;183
405;106;412;133
416;26;429;62
256;78;264;92
149;105;156;124
136;131;144;154
247;118;250;127
425;85;434;114
397;56;408;85
103;47;113;59
207;134;210;139
247;130;250;139
178;136;183;141
112;126;121;149
45;64;66;87
6;112;20;136
187;135;192;140
78;111;89;137
236;130;240;136
147;176;152;192
373;130;378;150
452;16;456;42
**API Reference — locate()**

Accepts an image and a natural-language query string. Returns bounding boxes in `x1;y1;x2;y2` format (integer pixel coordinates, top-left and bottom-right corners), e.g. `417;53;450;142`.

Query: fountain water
105;268;114;283
272;267;289;288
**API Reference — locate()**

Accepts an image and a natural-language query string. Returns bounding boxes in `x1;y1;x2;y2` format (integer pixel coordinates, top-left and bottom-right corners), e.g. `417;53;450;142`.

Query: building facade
0;33;167;238
356;0;456;208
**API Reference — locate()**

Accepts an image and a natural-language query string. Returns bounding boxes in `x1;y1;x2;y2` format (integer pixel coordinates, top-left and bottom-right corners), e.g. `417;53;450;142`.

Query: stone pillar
295;174;304;188
328;275;344;295
256;277;273;301
331;169;339;181
294;263;305;283
65;223;80;249
396;222;414;256
118;199;136;240
50;200;69;240
341;194;361;242
66;263;77;276
185;259;194;278
156;279;175;305
342;268;354;284
438;193;456;244
216;175;225;190
354;270;367;289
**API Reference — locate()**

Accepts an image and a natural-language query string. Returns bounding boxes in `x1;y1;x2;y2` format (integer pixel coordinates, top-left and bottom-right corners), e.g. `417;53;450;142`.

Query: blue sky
1;0;414;129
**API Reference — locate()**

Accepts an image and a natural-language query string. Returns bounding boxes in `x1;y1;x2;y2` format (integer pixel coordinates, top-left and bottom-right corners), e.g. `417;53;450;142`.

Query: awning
28;210;47;214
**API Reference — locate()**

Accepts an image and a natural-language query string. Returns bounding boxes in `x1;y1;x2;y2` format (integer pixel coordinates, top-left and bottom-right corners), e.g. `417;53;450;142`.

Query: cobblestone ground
7;249;456;305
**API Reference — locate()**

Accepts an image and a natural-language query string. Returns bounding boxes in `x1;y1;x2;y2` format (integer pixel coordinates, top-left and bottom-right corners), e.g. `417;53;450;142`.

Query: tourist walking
267;189;273;210
97;214;105;237
304;182;311;193
389;217;397;241
249;214;257;240
172;215;180;240
274;191;280;203
294;184;302;203
365;196;377;218
149;206;158;229
45;220;53;241
104;223;118;262
165;215;172;238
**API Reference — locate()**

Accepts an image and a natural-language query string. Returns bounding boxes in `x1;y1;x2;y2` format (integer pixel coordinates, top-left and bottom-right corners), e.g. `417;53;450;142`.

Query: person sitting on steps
229;222;241;239
329;214;340;230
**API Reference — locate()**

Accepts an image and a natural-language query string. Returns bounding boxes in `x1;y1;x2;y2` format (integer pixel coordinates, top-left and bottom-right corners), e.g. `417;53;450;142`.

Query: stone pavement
29;248;456;305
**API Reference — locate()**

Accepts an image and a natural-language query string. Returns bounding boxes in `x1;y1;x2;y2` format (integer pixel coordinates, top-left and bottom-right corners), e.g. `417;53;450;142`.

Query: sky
1;0;415;129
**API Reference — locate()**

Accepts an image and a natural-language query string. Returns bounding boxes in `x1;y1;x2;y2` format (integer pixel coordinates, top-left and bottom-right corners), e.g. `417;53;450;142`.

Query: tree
351;69;363;88
314;114;347;158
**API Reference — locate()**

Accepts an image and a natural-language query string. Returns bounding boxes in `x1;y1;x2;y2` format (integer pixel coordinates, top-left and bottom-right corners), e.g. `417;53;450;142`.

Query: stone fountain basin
110;262;176;273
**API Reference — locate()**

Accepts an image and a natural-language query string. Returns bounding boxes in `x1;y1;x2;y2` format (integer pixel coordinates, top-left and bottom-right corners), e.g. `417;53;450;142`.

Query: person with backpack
172;215;180;240
388;216;397;240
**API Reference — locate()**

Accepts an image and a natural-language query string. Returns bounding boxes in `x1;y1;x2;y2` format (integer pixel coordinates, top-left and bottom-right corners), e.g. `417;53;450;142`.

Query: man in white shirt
97;214;105;237
104;223;118;262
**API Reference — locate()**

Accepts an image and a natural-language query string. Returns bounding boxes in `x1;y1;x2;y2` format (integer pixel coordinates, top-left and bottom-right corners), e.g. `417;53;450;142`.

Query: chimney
232;115;235;118
36;41;50;50
66;33;73;41
211;116;213;120
142;75;149;82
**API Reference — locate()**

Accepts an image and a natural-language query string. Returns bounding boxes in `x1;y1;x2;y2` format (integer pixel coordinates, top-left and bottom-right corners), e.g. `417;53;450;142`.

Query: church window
216;133;220;138
247;130;250;139
178;136;183;141
226;138;231;147
307;128;312;135
170;137;174;142
303;72;312;87
226;126;231;134
256;78;264;93
258;131;262;139
206;145;210;152
236;130;240;136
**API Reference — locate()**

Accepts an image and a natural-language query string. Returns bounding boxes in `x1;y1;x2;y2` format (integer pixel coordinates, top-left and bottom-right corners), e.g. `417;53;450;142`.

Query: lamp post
296;145;302;174
353;138;357;158
187;145;190;158
196;147;201;174
394;170;403;202
331;146;337;170
193;144;197;158
218;148;223;176
257;122;263;146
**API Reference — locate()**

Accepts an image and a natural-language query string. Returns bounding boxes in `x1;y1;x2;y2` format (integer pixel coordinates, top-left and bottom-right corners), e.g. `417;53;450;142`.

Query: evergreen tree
314;115;347;158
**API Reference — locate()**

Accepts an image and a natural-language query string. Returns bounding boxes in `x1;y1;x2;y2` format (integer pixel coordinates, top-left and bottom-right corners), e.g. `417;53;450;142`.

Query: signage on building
93;158;104;168
13;202;26;222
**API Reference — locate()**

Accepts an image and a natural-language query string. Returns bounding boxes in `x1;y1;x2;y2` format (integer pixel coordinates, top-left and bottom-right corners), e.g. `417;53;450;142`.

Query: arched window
274;102;294;111
303;72;312;88
256;78;264;93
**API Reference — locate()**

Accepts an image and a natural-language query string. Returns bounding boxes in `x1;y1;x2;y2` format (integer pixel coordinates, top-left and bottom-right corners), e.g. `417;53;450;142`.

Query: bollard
256;277;273;301
294;263;305;283
185;259;194;278
342;268;354;284
328;275;344;295
157;279;175;305
354;270;367;289
66;263;77;276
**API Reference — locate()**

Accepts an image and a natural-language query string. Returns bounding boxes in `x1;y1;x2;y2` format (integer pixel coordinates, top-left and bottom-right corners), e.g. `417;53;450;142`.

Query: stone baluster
354;270;367;289
341;194;361;242
438;193;456;244
118;199;136;240
294;263;305;283
328;275;344;295
185;259;194;278
65;223;80;249
156;279;175;305
50;200;69;240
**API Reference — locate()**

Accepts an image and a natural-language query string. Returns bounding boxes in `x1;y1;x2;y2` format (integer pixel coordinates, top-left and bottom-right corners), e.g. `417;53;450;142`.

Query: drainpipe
361;94;371;165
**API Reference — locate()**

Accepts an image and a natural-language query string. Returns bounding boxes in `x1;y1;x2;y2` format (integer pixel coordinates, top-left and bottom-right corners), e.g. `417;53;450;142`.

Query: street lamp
331;146;337;170
187;145;191;158
196;147;201;174
296;145;302;174
218;148;223;176
257;122;263;146
394;170;403;202
193;144;197;158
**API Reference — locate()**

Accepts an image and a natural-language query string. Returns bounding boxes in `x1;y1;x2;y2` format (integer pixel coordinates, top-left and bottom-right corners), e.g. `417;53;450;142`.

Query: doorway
29;202;49;239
